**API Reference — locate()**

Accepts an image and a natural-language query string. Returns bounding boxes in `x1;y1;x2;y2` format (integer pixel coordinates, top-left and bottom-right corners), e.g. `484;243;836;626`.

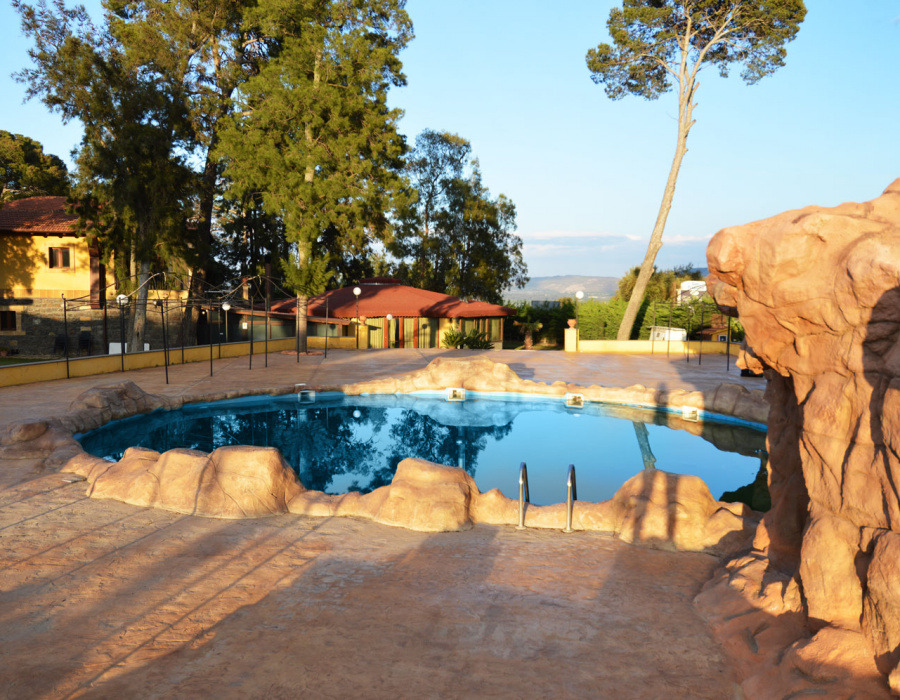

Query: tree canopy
100;0;261;344
613;263;701;304
391;130;528;304
0;131;70;203
15;0;196;348
586;0;806;340
217;0;412;350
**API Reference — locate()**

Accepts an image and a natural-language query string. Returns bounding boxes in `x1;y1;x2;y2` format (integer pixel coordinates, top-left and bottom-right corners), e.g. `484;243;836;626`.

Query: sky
2;1;899;279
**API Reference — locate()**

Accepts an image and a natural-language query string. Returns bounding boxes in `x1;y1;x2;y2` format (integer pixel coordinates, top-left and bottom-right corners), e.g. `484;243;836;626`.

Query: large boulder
69;445;305;518
705;178;900;693
607;469;756;554
368;458;478;532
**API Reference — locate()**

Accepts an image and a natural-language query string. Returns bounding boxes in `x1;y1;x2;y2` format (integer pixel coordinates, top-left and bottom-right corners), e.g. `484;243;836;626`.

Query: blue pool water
77;394;767;506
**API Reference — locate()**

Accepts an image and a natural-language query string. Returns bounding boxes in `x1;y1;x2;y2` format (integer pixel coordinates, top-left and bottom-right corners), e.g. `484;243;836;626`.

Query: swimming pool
77;393;767;506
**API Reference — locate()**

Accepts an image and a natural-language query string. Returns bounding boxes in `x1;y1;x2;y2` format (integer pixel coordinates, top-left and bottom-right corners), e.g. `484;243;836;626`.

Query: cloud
523;243;573;255
523;242;626;256
664;234;714;244
521;229;642;242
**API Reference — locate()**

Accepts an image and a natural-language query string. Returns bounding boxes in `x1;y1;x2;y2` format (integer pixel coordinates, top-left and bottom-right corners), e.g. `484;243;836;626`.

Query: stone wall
706;179;900;692
0;297;186;357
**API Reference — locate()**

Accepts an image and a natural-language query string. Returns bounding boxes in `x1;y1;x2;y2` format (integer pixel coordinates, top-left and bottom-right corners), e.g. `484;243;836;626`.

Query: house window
718;334;727;342
0;310;16;332
49;247;72;269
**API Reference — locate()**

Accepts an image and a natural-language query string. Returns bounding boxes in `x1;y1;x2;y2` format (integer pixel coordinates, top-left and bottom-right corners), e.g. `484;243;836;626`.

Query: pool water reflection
77;394;767;506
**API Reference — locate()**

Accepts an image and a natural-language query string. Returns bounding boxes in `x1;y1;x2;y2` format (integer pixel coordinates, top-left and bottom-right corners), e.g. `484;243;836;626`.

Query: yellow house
0;196;99;295
0;196;106;354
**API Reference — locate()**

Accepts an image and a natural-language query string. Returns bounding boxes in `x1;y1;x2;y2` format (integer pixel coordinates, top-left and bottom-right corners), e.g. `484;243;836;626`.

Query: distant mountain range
503;275;619;303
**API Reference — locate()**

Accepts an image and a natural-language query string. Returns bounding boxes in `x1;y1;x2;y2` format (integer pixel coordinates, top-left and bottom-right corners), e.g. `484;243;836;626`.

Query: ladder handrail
516;461;529;530
516;462;578;533
564;463;577;533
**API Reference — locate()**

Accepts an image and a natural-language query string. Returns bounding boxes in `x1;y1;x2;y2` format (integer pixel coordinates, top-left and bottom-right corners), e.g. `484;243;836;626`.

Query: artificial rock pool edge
0;356;767;556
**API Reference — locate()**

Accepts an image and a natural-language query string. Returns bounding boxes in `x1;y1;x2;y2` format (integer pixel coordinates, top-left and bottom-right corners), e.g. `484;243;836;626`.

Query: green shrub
578;298;628;339
504;300;574;346
441;326;494;349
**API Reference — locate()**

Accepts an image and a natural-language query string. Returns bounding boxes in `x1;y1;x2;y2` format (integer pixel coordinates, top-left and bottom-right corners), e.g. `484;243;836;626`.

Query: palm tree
513;319;543;350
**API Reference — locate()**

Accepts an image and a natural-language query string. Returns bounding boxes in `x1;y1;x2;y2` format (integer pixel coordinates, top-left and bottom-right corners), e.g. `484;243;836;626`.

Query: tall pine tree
15;0;195;349
391;130;528;303
103;0;256;344
586;0;806;340
218;0;411;351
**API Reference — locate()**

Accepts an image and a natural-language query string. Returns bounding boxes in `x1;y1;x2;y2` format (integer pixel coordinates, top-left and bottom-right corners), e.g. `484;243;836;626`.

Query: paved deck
0;350;759;698
0;347;763;426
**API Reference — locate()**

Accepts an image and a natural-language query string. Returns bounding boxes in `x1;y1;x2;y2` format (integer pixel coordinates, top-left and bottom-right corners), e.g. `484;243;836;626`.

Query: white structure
649;326;687;342
108;342;150;354
678;280;707;303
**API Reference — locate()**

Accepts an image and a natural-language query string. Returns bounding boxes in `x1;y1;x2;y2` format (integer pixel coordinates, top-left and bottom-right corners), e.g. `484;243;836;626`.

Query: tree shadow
0;496;328;698
54;521;743;698
0;233;41;291
862;285;900;525
857;285;900;674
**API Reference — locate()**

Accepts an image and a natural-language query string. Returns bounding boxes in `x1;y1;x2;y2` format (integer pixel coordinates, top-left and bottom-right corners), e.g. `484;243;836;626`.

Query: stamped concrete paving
0;350;760;698
0;347;762;426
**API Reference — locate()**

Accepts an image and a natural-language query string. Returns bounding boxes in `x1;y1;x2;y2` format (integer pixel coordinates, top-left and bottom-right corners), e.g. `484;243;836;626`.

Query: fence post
62;295;70;379
726;316;732;372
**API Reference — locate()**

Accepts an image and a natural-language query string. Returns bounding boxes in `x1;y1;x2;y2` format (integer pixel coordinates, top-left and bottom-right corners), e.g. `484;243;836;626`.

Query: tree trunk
293;49;322;355
616;75;695;340
130;259;150;351
181;141;220;348
632;421;657;470
296;293;308;354
180;274;203;347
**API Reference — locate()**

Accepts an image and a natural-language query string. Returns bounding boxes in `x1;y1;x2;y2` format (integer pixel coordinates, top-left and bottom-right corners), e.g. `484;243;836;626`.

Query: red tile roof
0;196;78;235
269;281;516;319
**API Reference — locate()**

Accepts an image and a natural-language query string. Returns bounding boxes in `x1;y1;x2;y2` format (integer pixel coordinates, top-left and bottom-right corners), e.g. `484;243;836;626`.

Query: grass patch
500;340;563;351
0;357;49;366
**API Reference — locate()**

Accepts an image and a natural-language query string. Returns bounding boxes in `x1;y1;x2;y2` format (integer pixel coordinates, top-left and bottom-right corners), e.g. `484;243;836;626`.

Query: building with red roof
0;197;108;353
0;197;105;307
0;196;181;356
0;200;515;354
0;196;90;303
266;278;516;349
0;195;79;234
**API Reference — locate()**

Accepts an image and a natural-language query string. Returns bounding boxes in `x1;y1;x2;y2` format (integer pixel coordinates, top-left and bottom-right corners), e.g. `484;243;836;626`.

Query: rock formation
704;179;900;696
344;355;769;426
63;445;757;553
66;445;306;518
3;359;757;551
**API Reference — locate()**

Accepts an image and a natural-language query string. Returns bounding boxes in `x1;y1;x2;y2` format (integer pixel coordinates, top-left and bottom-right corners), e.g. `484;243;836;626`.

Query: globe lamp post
353;286;362;349
116;293;129;371
221;302;231;343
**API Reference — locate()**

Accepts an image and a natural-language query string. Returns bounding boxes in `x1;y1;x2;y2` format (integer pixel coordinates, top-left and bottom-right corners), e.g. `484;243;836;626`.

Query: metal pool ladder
516;462;530;530
564;464;577;533
515;462;578;533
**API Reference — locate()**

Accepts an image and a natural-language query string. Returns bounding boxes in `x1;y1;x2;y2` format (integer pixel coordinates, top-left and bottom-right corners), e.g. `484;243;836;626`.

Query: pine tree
217;0;412;351
392;131;528;303
15;0;195;349
0;131;70;203
586;0;806;340
103;0;255;344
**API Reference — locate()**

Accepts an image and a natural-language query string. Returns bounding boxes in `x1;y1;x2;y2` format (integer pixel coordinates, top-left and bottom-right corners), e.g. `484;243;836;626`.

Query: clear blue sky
3;1;898;278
